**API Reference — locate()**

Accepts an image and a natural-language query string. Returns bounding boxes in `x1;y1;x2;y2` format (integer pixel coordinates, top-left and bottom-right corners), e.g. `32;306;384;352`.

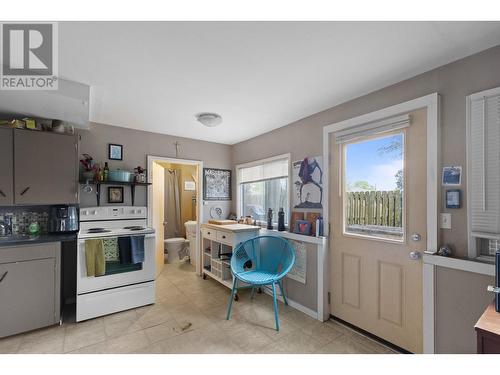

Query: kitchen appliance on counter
76;206;156;322
48;204;79;233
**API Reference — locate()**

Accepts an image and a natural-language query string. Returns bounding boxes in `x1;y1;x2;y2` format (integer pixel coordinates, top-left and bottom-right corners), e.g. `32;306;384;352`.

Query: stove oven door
77;234;156;294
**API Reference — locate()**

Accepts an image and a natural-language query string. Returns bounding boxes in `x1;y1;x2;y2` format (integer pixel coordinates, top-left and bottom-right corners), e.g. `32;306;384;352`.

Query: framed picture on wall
203;168;231;201
442;166;461;186
108;187;124;204
108;144;123;160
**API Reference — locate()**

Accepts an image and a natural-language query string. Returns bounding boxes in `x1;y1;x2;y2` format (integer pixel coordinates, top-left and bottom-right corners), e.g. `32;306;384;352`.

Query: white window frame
236;153;291;227
466;85;500;261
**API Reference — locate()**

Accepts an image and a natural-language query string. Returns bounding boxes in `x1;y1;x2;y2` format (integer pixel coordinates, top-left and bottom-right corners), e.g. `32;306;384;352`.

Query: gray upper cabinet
14;130;78;205
0;128;14;205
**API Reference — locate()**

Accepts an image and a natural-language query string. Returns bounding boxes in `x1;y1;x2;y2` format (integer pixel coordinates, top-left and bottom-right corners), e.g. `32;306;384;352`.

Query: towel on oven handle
85;239;106;277
118;237;132;264
118;236;145;264
130;235;145;264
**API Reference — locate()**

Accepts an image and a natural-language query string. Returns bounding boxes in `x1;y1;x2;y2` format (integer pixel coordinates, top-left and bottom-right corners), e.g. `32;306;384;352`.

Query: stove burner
123;226;146;231
87;228;111;234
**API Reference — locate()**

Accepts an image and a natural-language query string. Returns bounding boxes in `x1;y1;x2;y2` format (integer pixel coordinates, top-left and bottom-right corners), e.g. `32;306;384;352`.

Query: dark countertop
0;233;77;247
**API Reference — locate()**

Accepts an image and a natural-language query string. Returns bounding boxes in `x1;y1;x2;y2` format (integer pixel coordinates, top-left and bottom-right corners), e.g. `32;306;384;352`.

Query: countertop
0;233;77;247
475;301;500;335
201;223;261;232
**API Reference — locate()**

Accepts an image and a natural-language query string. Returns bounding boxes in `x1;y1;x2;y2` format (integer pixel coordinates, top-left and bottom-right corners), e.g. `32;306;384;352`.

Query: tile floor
0;262;397;354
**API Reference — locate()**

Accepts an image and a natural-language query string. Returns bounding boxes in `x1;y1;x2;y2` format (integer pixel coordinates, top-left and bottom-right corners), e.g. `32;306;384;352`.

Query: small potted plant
134;166;147;183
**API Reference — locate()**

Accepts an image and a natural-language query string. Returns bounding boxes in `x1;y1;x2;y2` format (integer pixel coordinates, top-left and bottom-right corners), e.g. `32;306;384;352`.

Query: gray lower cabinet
0;128;13;205
0;242;61;338
14;129;78;205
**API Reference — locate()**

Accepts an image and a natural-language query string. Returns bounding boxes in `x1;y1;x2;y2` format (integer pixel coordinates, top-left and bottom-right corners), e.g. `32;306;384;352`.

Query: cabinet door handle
0;189;5;197
207;232;211;235
20;187;30;196
222;235;226;239
0;271;7;283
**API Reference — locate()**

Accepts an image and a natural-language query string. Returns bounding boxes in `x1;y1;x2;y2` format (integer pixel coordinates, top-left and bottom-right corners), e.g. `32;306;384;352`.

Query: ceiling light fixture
196;112;222;127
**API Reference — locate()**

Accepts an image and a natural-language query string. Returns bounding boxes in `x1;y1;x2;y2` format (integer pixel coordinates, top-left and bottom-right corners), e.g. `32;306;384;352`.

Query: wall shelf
79;180;151;206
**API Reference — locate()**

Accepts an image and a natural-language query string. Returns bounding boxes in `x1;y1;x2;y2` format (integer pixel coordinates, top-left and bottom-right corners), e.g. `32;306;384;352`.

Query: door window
343;132;405;241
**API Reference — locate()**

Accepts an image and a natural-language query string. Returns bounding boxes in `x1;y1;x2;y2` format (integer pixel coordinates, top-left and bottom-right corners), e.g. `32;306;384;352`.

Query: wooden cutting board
208;219;238;225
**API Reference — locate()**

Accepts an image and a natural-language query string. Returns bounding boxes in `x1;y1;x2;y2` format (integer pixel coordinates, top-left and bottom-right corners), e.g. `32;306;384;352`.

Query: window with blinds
467;87;500;258
236;155;289;225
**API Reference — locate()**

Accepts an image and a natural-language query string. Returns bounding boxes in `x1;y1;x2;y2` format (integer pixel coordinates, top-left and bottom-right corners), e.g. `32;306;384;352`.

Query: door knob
409;251;421;260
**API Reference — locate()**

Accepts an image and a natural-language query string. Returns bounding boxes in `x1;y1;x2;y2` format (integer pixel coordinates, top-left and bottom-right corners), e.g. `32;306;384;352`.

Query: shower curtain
164;169;181;239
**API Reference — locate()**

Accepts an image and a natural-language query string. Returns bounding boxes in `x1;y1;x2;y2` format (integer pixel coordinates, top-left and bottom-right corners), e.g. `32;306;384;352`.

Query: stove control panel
80;206;147;221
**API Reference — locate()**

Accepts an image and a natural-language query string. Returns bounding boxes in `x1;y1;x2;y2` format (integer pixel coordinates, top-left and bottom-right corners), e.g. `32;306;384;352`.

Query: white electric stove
76;206;156;322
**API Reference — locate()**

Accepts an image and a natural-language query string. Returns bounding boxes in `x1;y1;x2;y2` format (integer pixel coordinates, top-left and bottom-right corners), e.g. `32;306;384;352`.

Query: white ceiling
59;22;500;145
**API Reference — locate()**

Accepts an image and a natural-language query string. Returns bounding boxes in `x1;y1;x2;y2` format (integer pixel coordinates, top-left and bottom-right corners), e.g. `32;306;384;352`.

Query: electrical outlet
440;213;451;229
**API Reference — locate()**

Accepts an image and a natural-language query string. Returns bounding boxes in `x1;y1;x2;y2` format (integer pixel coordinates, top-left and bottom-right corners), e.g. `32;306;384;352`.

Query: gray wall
232;44;500;258
435;267;493;353
78;122;233;221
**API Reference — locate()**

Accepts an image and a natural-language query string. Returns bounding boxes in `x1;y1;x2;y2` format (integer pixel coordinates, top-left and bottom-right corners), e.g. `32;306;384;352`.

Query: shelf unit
79;180;151;206
201;224;260;290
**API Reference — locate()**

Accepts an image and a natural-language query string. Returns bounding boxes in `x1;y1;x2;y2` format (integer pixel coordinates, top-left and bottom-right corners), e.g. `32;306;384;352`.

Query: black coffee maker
48;205;79;233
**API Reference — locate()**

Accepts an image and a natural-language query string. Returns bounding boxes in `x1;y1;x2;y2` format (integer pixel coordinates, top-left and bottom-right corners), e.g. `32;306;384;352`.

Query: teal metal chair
226;236;296;331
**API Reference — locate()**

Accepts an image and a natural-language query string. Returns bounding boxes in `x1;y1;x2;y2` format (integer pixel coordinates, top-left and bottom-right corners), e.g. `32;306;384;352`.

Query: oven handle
78;233;156;244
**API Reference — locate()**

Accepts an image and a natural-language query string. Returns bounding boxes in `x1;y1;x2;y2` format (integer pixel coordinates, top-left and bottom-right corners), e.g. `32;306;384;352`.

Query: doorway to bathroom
147;156;203;277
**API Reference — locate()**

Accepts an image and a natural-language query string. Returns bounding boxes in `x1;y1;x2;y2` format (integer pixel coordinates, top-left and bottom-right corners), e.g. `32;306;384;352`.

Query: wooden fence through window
345;190;403;228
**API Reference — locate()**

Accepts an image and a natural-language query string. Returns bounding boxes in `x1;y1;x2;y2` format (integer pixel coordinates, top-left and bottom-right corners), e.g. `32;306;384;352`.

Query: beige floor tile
229;323;275;353
169;303;212;332
105;330;151;354
144;319;181;343
256;330;323;354
0;335;23;354
136;304;174;329
147;332;197;354
253;316;301;340
104;317;143;339
67;341;108;354
183;325;242;354
18;333;65;354
314;334;373;354
239;303;278;323
303;322;344;345
63;322;106;353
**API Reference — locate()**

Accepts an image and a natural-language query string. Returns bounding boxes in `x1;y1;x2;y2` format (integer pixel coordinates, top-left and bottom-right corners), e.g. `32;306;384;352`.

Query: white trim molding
147;155;204;275
322;92;440;353
235;153;291;225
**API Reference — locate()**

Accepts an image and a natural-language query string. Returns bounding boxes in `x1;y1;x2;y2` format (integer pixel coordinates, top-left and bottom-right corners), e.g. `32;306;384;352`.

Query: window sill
261;228;327;245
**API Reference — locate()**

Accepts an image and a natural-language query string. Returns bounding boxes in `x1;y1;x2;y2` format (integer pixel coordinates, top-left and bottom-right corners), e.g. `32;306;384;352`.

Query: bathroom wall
160;162;197;238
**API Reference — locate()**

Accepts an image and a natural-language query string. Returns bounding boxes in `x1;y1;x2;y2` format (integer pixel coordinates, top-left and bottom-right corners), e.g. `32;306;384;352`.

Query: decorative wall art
108;187;124;203
292;156;323;209
108;144;123;160
203;168;231;201
442;166;462;186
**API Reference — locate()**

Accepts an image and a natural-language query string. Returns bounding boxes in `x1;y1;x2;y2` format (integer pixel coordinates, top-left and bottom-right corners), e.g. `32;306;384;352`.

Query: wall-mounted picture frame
446;189;461;209
442;166;461;186
108;186;124;204
108;143;123;160
203;168;231;201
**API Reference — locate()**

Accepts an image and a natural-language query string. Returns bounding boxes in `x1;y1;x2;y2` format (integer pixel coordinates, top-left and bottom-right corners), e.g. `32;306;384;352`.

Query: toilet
164;237;189;263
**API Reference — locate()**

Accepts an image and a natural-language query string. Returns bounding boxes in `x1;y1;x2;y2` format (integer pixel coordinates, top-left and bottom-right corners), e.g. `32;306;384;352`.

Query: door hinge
327;291;331;304
328;222;331;237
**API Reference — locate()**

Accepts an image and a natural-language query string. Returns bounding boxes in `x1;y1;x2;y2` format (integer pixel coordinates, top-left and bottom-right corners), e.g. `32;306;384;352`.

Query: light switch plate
440;213;451;229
